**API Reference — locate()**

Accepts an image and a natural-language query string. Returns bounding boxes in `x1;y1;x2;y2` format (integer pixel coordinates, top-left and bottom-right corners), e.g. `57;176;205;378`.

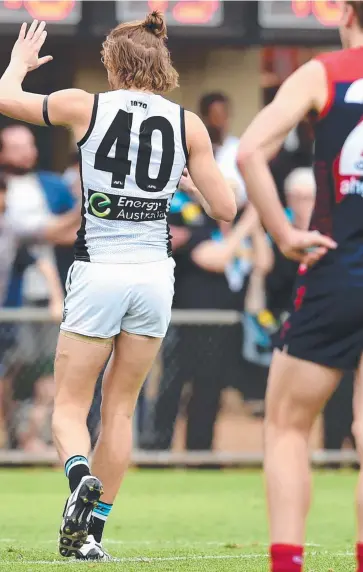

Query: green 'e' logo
89;193;111;218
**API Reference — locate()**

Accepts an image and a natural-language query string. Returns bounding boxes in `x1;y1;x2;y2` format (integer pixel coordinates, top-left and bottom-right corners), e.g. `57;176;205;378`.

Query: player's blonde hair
101;11;179;94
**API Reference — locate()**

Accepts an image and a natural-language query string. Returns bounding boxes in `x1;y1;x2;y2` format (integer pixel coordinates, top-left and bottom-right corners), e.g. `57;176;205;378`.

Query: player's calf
265;351;339;572
266;409;309;572
89;332;162;543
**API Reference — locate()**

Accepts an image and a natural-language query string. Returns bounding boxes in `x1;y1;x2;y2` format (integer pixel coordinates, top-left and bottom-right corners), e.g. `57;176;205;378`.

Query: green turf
0;468;358;571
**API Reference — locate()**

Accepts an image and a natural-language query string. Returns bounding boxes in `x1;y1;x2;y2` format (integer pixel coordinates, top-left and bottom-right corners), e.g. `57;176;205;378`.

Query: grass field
0;468;358;571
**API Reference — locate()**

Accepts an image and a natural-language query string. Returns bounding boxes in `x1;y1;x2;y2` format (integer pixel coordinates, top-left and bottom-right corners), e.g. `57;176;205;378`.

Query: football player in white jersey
0;13;236;560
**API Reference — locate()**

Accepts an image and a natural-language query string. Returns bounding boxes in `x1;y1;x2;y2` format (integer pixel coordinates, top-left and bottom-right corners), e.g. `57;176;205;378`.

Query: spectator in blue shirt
0;124;79;296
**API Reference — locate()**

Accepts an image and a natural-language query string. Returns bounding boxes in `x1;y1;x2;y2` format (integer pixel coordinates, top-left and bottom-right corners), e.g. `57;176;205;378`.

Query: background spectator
0;125;78;292
143;195;243;450
142;91;254;451
199;92;247;208
0;125;77;414
0;169;74;450
0;172;65;316
242;224;276;368
284;166;316;230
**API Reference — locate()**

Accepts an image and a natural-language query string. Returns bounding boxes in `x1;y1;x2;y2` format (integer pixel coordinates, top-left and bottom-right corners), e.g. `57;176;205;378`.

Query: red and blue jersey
278;48;363;366
307;47;363;288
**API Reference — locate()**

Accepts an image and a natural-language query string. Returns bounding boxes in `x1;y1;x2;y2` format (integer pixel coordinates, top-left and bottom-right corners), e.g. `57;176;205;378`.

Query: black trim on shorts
167;221;172;257
62;263;75;322
74;149;90;262
67;263;75;293
180;107;189;164
42;96;52;126
77;94;99;148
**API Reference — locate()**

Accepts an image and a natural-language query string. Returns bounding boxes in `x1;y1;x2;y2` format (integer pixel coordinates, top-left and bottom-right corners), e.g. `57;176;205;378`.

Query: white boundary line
0;539;322;547
41;540;269;547
0;551;355;565
0;555;265;565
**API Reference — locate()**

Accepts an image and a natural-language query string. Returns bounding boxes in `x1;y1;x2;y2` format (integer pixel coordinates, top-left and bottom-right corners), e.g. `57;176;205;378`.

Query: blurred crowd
0;92;353;455
0;123;80;451
141;92;319;451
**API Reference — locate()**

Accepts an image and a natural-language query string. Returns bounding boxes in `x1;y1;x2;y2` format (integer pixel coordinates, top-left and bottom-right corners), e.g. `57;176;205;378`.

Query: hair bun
143;10;167;39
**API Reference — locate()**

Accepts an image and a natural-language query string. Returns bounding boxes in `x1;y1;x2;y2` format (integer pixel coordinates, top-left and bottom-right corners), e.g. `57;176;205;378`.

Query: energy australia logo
89;192;111;218
87;189;168;221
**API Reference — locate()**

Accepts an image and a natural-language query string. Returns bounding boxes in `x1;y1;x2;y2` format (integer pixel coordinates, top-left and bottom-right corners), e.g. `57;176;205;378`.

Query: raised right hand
11;20;53;73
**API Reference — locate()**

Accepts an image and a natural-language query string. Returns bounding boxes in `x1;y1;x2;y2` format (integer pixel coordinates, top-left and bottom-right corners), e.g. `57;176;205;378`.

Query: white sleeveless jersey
75;90;188;264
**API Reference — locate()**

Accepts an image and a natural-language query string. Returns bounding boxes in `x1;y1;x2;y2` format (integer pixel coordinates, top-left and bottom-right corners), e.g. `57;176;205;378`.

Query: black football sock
65;455;91;493
89;501;113;543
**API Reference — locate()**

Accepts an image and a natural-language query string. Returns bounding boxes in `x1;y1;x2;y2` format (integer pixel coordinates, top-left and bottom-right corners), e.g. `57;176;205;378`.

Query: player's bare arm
185;111;237;222
237;60;337;265
0;20;93;142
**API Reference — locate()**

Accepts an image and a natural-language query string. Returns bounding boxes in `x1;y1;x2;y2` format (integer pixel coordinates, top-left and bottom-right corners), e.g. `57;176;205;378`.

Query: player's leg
84;332;162;552
84;258;175;557
52;332;111;467
55;260;127;482
265;349;341;571
52;331;112;557
352;354;363;571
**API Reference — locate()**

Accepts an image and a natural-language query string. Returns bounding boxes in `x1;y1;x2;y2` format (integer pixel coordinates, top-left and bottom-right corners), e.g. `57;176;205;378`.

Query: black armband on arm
42;95;52;127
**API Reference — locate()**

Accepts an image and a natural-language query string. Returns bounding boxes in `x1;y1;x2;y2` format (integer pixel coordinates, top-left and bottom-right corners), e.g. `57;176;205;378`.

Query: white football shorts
60;258;175;339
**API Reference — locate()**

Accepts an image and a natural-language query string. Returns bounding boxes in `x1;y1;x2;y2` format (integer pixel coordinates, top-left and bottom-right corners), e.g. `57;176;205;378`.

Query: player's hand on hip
11;20;53;73
278;228;337;266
